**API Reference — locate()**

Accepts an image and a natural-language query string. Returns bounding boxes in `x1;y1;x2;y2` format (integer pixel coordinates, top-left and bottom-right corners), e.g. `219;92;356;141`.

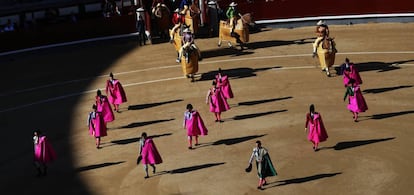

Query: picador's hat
317;20;326;26
229;2;237;7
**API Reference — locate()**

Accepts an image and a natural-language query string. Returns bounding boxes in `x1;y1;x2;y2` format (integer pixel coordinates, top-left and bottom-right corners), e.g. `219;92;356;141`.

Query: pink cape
141;138;163;165
185;111;208;136
216;74;234;99
343;64;363;87
96;95;115;122
306;113;328;144
34;135;56;164
106;79;127;105
208;88;230;113
347;86;368;113
88;112;108;137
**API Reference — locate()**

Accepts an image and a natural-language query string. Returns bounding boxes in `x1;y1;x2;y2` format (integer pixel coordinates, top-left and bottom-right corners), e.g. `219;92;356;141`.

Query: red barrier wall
218;0;414;20
1;0;413;53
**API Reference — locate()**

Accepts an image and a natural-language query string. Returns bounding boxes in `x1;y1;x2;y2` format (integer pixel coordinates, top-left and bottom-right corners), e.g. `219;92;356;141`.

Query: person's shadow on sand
267;172;342;188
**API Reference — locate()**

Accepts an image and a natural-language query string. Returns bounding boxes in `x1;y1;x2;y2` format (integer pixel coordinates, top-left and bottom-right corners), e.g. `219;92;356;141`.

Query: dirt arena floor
1;22;414;195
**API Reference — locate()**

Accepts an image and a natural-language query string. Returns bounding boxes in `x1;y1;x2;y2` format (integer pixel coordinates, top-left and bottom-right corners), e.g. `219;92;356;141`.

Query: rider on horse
151;0;164;9
177;28;202;63
151;1;168;17
170;8;186;42
179;0;192;15
226;2;242;34
136;15;147;45
312;20;330;57
316;20;330;37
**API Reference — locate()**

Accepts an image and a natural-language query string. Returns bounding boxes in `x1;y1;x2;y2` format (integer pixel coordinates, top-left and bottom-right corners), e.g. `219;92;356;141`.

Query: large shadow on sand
0;37;141;195
334;60;414;74
323;137;395;151
169;162;226;174
228;109;287;121
110;133;172;145
128;99;183;110
237;96;293;106
75;161;126;172
201;47;254;59
120;118;175;129
153;162;226;176
198;66;281;82
359;110;414;121
246;38;314;49
198;134;266;148
363;85;412;94
200;38;313;59
269;172;342;188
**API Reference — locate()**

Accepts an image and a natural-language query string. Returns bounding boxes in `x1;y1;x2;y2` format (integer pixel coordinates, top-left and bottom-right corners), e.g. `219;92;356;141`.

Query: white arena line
0;64;180;97
4;51;414;97
0;76;184;113
2;51;414;113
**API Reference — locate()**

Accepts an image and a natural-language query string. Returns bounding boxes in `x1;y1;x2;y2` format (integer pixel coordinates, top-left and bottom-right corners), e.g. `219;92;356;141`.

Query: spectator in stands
3;19;15;32
70;12;77;23
136;15;147;45
102;0;118;17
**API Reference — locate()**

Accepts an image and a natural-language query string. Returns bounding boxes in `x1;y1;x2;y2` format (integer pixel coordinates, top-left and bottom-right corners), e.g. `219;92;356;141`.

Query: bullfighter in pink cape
105;72;127;113
138;132;163;179
183;104;208;149
215;68;234;99
96;89;115;123
206;80;230;122
344;79;368;122
305;104;328;151
33;130;56;176
87;104;108;149
341;58;362;87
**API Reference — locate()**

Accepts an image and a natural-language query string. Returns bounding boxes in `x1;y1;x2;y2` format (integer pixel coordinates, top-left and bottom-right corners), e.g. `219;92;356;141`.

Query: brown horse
180;47;199;82
184;3;201;34
316;36;337;76
169;28;199;82
152;4;171;39
218;13;252;49
322;37;337;53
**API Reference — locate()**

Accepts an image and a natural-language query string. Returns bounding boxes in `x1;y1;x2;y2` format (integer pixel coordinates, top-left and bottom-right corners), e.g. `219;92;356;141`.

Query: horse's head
154;4;170;18
190;3;201;15
241;13;254;26
322;37;335;50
